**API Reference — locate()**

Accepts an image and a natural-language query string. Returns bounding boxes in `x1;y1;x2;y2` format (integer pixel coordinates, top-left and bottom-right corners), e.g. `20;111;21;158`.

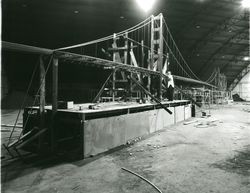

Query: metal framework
198;28;249;76
228;64;250;91
220;46;249;73
188;12;248;56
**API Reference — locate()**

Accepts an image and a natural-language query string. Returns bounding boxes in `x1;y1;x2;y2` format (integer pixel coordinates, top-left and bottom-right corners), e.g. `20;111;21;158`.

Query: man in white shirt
166;71;174;101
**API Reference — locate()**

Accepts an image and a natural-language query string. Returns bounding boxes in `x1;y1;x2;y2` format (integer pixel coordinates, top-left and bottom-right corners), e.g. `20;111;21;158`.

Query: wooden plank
162;59;168;74
130;50;141;81
18;128;48;149
108;45;136;52
7;130;33;148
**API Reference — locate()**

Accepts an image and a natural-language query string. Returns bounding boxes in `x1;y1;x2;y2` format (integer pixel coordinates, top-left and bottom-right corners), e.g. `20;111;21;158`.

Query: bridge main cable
54;16;152;51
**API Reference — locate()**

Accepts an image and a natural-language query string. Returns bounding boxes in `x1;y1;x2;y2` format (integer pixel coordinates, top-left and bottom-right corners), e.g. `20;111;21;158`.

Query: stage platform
23;100;192;158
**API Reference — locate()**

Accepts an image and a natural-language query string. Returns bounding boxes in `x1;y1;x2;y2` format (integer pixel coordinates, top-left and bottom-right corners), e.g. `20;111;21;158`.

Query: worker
166;71;174;101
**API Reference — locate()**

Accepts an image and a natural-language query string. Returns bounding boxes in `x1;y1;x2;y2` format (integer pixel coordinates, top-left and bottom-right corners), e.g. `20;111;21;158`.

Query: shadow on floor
211;145;250;176
1;143;129;184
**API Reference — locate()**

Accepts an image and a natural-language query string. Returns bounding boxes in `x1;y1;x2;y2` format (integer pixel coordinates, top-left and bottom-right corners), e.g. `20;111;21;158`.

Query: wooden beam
112;34;117;102
141;40;145;100
158;13;164;100
80;114;85;159
18;128;48;149
150;15;155;71
52;57;58;113
129;75;172;115
92;70;115;103
130;50;141;81
39;55;46;151
124;32;128;65
39;55;46;116
51;57;58;152
108;46;137;52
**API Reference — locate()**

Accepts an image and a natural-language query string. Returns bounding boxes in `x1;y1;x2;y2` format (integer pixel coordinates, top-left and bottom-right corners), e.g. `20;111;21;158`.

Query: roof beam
197;28;249;76
220;47;249;72
228;64;250;90
187;12;248;58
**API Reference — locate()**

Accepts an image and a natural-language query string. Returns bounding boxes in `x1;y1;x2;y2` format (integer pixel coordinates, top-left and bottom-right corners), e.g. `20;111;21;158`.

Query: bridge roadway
2;41;215;87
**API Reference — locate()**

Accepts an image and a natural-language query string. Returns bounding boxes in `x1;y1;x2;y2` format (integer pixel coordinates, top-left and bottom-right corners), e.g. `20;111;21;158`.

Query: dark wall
1;51;111;107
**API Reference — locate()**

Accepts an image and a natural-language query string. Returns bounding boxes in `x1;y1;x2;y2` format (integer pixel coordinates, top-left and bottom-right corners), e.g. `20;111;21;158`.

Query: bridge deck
2;41;215;87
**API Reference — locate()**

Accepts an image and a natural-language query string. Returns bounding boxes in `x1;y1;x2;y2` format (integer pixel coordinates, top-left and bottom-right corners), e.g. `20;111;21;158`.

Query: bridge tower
150;13;164;100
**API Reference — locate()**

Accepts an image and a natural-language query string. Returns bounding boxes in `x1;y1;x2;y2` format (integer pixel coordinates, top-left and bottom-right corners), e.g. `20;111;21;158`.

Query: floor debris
183;120;198;125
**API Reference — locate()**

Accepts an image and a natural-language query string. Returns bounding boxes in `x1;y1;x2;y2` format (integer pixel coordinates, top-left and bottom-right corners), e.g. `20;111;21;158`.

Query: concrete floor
1;103;250;193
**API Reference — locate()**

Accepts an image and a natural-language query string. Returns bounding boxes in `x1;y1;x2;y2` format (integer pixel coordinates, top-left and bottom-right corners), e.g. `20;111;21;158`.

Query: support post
150;15;155;70
141;40;144;68
80;114;85;159
141;40;145;100
112;72;116;102
211;87;214;104
52;57;58;113
39;55;46;116
180;85;183;100
51;57;58;152
158;13;164;100
124;32;128;64
147;50;151;99
112;33;117;102
202;86;205;107
39;55;46;150
129;42;133;100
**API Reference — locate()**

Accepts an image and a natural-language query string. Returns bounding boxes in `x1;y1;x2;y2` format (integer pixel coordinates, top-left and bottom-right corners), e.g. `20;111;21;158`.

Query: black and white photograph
1;0;250;192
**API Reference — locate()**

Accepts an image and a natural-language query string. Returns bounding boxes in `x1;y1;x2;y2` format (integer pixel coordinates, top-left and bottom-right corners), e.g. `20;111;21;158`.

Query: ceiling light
243;56;250;61
135;0;156;12
242;0;250;8
196;25;201;29
74;10;79;14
